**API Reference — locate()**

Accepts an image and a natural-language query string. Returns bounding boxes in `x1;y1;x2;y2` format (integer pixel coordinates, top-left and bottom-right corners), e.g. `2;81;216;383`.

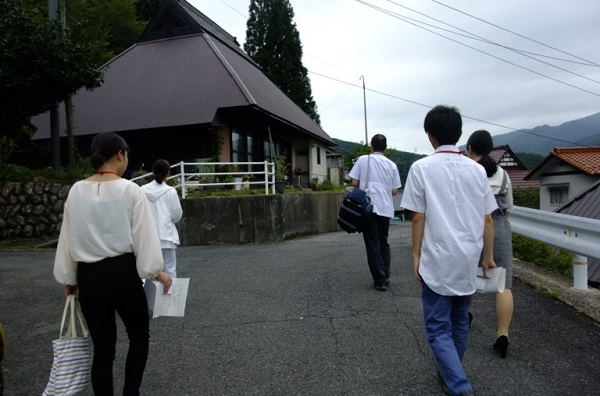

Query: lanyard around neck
435;150;463;154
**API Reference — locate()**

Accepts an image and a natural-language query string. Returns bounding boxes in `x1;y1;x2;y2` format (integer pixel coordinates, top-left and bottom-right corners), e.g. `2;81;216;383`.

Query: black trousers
77;254;150;396
362;213;391;284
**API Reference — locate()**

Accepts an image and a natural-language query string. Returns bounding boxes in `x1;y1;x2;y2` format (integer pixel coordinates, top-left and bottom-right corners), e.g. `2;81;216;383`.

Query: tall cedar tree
244;0;320;124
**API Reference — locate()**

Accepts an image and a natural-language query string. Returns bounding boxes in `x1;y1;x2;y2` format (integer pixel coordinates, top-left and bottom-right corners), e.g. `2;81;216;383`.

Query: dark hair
423;105;462;145
152;159;171;184
467;130;497;177
371;134;387;152
90;132;129;170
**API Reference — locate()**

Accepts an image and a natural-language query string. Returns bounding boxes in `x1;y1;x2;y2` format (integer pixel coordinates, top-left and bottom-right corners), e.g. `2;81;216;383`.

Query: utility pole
361;76;368;146
48;0;60;168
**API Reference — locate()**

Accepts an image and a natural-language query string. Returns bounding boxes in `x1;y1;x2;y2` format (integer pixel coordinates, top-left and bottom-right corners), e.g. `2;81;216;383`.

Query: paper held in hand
144;278;190;319
475;267;506;294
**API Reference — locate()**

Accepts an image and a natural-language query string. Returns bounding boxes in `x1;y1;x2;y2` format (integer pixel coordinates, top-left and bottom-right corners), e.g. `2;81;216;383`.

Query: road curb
514;258;600;325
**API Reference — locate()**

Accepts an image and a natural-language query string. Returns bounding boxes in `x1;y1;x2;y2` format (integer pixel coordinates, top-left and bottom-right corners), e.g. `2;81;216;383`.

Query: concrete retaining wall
0;180;345;244
179;192;345;245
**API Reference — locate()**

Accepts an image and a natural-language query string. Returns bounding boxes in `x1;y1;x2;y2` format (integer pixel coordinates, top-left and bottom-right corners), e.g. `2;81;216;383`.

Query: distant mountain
332;138;425;183
491;111;600;156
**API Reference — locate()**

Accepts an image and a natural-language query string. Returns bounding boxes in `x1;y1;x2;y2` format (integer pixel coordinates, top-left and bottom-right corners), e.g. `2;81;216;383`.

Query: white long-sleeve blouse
53;178;164;285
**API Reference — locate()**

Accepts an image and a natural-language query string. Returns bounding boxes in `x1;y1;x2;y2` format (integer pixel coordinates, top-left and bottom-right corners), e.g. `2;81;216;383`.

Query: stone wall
0;181;71;239
0;182;346;244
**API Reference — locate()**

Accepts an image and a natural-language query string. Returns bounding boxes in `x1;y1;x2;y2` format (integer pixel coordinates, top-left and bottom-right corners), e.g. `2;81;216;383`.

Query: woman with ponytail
141;159;183;278
466;130;514;359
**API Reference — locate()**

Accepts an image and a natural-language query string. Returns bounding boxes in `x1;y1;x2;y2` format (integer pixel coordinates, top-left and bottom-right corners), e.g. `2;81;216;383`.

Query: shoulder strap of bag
365;155;371;194
499;169;508;195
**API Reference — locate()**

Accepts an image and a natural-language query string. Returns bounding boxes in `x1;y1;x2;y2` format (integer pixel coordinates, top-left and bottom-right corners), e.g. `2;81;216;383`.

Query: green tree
0;0;103;164
135;0;162;21
244;0;320;124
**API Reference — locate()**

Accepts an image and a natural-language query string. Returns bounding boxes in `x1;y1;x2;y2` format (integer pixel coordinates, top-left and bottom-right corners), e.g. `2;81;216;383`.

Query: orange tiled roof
553;147;600;175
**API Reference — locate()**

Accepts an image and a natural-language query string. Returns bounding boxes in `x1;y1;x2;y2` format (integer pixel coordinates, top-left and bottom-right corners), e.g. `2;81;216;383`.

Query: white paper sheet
475;268;506;294
144;278;190;318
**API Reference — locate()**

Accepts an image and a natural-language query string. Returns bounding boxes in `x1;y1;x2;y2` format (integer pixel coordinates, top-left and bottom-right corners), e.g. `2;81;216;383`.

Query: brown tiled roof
525;146;600;180
552;147;600;174
506;169;539;188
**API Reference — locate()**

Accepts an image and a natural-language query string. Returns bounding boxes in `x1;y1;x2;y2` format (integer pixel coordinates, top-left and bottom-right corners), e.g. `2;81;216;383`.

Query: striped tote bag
43;295;91;395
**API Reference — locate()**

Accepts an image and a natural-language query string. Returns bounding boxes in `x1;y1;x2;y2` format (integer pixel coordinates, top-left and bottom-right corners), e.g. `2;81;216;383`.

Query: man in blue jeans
349;134;401;291
401;106;496;395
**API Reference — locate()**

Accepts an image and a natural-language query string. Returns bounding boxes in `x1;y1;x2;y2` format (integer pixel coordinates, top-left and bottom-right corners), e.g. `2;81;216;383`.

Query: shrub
511;187;572;276
0;160;93;183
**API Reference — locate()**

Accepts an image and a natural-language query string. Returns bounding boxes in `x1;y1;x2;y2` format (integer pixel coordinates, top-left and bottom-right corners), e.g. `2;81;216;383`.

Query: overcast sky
188;0;600;154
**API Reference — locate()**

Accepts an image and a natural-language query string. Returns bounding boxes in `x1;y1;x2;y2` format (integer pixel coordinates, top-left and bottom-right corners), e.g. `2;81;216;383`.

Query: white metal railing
510;206;600;290
131;161;276;198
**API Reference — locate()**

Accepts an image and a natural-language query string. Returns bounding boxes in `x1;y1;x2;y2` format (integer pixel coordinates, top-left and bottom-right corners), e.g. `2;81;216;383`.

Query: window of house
549;185;569;205
232;128;258;172
317;146;321;165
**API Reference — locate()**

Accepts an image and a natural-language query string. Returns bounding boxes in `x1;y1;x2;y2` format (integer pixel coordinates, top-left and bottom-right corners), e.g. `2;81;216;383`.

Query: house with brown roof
489;145;539;189
525;147;600;211
31;0;335;185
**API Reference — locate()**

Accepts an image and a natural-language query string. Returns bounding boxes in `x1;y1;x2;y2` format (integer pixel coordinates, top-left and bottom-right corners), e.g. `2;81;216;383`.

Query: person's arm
351;179;359;187
391;188;398;196
155;271;173;294
170;189;183;223
481;214;496;277
411;211;425;284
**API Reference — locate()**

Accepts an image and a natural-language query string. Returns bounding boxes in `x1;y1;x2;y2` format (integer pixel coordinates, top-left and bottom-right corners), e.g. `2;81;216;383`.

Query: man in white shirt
401;106;497;396
348;134;402;291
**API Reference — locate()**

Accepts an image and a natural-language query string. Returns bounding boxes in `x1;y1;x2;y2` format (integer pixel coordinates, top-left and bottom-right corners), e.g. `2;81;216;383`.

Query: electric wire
429;0;600;68
207;0;592;148
379;0;600;86
355;0;600;97
309;70;587;147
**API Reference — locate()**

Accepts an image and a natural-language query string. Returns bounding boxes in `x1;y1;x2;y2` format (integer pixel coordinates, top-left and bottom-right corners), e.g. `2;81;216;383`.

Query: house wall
539;168;599;211
309;143;328;183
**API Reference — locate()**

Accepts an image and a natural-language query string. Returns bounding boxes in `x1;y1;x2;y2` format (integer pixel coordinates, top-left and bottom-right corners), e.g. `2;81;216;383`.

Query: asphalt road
1;221;599;395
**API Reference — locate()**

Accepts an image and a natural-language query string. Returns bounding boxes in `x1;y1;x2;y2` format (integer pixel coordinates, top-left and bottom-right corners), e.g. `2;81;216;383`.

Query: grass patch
0;236;57;251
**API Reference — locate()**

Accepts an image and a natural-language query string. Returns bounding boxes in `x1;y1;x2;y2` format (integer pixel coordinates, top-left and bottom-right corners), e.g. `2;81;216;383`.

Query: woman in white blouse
53;132;171;395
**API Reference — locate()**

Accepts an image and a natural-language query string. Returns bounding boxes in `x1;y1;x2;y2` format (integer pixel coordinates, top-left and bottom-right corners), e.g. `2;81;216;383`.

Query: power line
355;0;600;98
429;0;600;68
380;0;600;86
308;70;587;148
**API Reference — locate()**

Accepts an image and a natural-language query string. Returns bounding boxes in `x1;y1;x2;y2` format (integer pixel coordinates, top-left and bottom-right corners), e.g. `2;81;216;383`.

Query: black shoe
373;282;388;291
493;335;509;358
384;278;390;286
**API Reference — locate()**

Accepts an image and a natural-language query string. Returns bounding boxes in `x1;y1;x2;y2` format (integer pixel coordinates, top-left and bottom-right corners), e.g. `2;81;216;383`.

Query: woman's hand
155;272;173;294
64;285;78;297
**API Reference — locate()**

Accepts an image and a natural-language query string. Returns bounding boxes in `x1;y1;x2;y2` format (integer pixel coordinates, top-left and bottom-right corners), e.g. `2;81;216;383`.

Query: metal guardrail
131;161;276;198
510;206;600;290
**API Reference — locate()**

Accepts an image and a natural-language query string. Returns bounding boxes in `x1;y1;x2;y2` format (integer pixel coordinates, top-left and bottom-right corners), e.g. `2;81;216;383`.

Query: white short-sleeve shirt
401;145;498;296
348;152;402;218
